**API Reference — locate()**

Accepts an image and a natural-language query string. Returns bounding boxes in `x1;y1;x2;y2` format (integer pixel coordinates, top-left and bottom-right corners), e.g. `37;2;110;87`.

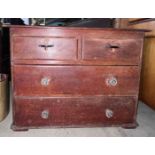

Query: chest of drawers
10;26;145;131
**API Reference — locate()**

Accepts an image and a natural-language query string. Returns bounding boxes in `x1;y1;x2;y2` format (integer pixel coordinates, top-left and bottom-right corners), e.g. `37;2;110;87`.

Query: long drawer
13;96;137;127
13;65;140;96
12;36;78;60
82;38;142;65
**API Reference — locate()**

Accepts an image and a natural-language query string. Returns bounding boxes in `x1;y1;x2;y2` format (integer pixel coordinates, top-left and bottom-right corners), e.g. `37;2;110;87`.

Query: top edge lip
2;25;150;32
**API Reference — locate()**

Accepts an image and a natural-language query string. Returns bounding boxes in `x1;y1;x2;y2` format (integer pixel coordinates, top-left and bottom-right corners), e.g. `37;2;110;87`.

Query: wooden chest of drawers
10;26;145;131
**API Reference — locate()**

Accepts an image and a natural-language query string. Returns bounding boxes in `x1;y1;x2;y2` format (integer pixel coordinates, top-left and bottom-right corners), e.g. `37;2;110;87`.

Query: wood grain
12;36;78;60
128;20;155;37
83;38;142;65
140;38;155;109
13;65;139;96
10;26;145;130
14;96;137;127
116;18;155;110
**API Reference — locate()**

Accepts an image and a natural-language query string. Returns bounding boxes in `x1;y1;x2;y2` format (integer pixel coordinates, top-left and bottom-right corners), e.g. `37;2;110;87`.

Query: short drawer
14;96;137;127
83;38;142;65
13;65;139;96
12;36;78;60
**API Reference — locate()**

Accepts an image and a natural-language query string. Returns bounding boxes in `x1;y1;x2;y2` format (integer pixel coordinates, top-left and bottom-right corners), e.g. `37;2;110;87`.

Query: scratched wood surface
10;26;145;131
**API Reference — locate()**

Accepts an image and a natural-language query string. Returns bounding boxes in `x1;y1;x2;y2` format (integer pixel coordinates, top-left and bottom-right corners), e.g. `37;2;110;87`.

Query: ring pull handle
38;44;54;50
41;77;50;86
105;109;114;118
106;76;118;87
41;110;49;119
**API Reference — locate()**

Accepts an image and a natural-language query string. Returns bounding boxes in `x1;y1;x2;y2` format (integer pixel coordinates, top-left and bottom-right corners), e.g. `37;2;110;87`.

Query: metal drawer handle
106;43;120;52
39;44;54;50
41;77;50;86
105;109;114;118
106;77;117;86
107;43;120;49
41;110;49;119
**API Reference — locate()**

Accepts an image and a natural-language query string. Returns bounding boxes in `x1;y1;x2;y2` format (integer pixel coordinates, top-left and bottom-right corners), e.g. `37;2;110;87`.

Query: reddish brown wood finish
12;36;78;60
14;96;137;127
83;38;142;65
13;65;139;96
10;26;145;131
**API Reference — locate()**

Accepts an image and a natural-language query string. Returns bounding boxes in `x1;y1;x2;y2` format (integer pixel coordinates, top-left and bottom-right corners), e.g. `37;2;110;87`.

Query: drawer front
12;36;78;60
13;65;139;96
83;38;142;65
14;96;137;127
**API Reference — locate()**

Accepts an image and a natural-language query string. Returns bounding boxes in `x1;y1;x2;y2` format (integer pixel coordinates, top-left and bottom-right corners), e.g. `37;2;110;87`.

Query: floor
0;101;155;137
